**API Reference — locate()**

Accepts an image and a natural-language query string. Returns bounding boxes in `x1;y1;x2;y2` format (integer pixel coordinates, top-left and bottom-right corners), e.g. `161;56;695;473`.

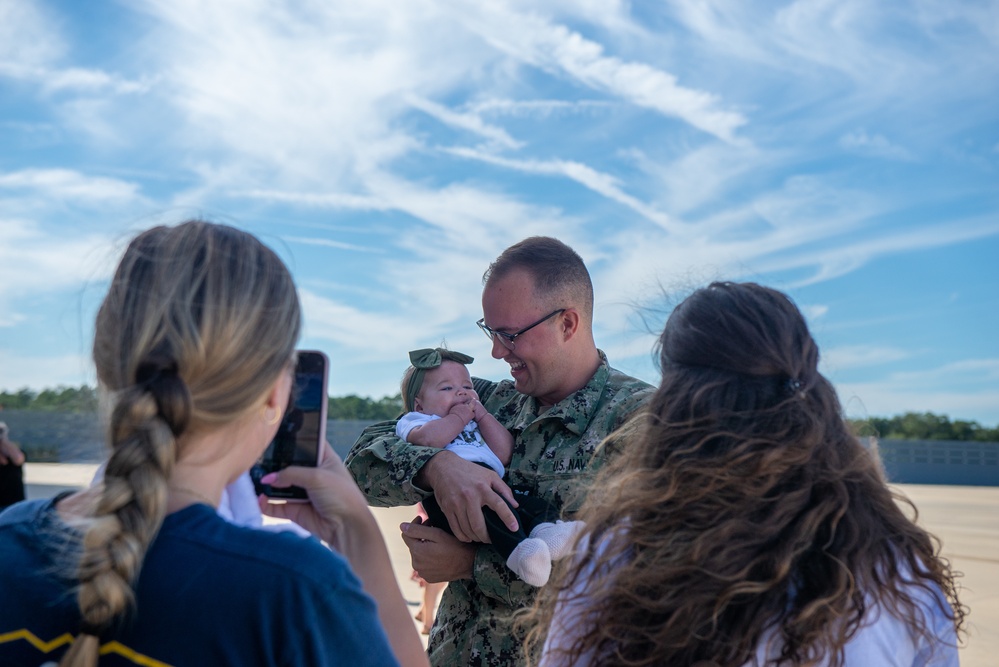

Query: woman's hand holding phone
258;441;377;552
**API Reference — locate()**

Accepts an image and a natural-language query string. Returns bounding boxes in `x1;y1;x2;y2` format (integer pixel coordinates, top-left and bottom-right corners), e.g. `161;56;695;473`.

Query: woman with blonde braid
0;221;427;667
524;282;965;667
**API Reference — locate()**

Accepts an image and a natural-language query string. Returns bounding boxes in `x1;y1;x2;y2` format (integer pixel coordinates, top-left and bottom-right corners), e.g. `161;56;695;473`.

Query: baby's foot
530;520;585;560
506;537;552;587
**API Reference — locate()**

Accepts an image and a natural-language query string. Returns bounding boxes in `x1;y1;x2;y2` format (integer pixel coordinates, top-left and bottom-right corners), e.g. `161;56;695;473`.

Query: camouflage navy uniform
345;353;653;666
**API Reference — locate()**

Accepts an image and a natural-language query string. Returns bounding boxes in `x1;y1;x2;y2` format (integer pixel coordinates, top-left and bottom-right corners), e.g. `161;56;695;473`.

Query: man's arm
400;521;535;607
344;420;442;508
415;450;519;543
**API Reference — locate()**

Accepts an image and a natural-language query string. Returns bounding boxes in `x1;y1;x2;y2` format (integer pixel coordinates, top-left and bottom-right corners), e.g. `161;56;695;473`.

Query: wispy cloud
801;304;829;321
468;98;612;117
283;236;383;253
406;95;523;150
838;359;999;424
0;0;994;425
771;215;999;287
464;5;747;143
821;344;912;372
235;189;390;211
839;130;914;161
0;63;150;95
0;350;94;392
0;4;147;96
0;169;142;204
445;148;678;232
0;1;64;66
0;220;118;332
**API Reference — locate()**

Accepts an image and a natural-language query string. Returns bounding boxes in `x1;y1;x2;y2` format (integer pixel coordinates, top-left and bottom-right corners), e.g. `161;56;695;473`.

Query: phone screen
251;350;328;501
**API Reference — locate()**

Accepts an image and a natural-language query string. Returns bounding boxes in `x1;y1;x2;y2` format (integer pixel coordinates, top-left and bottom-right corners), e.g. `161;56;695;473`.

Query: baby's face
415;361;476;418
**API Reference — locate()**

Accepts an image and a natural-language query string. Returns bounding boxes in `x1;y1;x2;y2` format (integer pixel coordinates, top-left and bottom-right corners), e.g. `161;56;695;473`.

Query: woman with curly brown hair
524;281;964;667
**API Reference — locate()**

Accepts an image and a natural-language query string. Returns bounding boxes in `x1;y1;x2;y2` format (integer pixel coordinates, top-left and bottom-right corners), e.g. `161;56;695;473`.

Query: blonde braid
60;220;300;665
60;371;188;666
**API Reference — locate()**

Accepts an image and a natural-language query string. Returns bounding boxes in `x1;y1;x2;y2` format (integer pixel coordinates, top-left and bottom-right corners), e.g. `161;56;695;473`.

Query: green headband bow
404;347;474;412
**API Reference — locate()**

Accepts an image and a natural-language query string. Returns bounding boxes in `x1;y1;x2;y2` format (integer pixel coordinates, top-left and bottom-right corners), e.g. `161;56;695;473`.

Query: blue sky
1;1;997;425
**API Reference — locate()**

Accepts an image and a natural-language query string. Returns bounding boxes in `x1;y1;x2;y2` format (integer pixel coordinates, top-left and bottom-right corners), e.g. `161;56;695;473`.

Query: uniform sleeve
589;384;654;467
344;419;439;507
472;377;498;402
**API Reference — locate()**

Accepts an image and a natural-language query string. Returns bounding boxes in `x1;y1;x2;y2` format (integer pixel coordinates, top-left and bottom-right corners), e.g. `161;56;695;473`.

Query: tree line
847;413;999;443
2;385;996;441
0;386;404;421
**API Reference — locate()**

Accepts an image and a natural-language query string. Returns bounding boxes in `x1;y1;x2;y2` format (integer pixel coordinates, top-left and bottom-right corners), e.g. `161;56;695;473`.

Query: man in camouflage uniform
346;237;652;666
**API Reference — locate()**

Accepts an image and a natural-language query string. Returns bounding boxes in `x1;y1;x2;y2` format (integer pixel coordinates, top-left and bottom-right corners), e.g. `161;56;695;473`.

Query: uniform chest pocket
521;457;596;515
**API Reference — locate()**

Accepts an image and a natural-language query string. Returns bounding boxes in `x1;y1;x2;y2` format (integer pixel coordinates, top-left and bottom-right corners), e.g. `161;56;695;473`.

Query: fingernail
260;473;277;484
400;522;410;533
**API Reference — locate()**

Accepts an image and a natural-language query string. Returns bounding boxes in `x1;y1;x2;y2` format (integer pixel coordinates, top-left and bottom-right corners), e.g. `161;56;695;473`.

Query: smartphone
251;350;329;501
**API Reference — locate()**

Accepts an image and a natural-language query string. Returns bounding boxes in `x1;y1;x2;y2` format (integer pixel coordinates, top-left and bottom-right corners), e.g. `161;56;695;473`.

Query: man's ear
559;308;580;341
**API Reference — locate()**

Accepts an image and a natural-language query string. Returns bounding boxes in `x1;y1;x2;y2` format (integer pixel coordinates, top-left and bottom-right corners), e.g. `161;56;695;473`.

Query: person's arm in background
0;438;25;466
0;423;25;466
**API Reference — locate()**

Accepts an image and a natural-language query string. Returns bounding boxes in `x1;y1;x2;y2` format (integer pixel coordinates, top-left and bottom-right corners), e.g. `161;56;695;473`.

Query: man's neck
536;348;602;407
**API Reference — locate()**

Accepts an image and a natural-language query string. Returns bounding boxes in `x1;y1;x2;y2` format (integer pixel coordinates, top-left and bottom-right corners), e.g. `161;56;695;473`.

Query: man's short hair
484;237;594;321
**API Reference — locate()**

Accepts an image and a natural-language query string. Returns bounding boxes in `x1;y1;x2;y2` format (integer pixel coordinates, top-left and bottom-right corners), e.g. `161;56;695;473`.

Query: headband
404;347;474;412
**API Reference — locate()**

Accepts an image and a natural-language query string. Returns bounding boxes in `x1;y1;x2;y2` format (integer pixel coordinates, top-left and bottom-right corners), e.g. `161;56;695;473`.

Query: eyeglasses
476;309;566;350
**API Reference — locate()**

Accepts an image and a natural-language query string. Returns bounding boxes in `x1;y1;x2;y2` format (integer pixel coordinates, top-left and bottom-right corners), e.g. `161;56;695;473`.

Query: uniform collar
511;351;611;434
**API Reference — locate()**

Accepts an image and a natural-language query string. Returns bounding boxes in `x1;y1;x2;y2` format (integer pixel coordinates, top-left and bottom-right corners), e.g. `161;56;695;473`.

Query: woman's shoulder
840;580;959;667
0;497;51;526
156;505;354;586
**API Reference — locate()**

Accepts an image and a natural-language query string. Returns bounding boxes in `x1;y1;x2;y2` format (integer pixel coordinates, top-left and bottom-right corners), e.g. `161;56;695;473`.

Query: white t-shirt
541;534;959;667
396;411;506;477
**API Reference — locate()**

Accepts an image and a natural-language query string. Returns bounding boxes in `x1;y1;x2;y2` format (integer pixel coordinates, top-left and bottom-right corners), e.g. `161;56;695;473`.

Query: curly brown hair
522;281;965;666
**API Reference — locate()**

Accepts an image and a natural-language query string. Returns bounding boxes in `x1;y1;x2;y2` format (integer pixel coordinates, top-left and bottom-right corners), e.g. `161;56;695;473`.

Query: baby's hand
469;398;488;421
448;401;475;423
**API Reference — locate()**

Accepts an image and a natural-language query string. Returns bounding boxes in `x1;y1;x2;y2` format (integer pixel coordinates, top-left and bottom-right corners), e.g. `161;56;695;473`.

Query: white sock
506;537;552;587
530;520;586;561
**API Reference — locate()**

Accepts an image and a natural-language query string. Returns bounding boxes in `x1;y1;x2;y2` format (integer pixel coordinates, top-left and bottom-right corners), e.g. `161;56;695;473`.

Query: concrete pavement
890;484;999;667
21;464;998;665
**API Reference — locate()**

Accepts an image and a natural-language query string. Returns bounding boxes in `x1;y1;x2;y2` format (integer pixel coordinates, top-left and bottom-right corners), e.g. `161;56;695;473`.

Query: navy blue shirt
0;498;400;667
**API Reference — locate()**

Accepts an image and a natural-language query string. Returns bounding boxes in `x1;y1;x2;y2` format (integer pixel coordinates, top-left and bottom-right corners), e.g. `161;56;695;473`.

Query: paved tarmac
22;464;998;665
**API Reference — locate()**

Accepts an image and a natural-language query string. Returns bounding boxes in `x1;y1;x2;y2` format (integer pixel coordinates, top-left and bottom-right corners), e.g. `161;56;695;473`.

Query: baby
397;347;583;586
